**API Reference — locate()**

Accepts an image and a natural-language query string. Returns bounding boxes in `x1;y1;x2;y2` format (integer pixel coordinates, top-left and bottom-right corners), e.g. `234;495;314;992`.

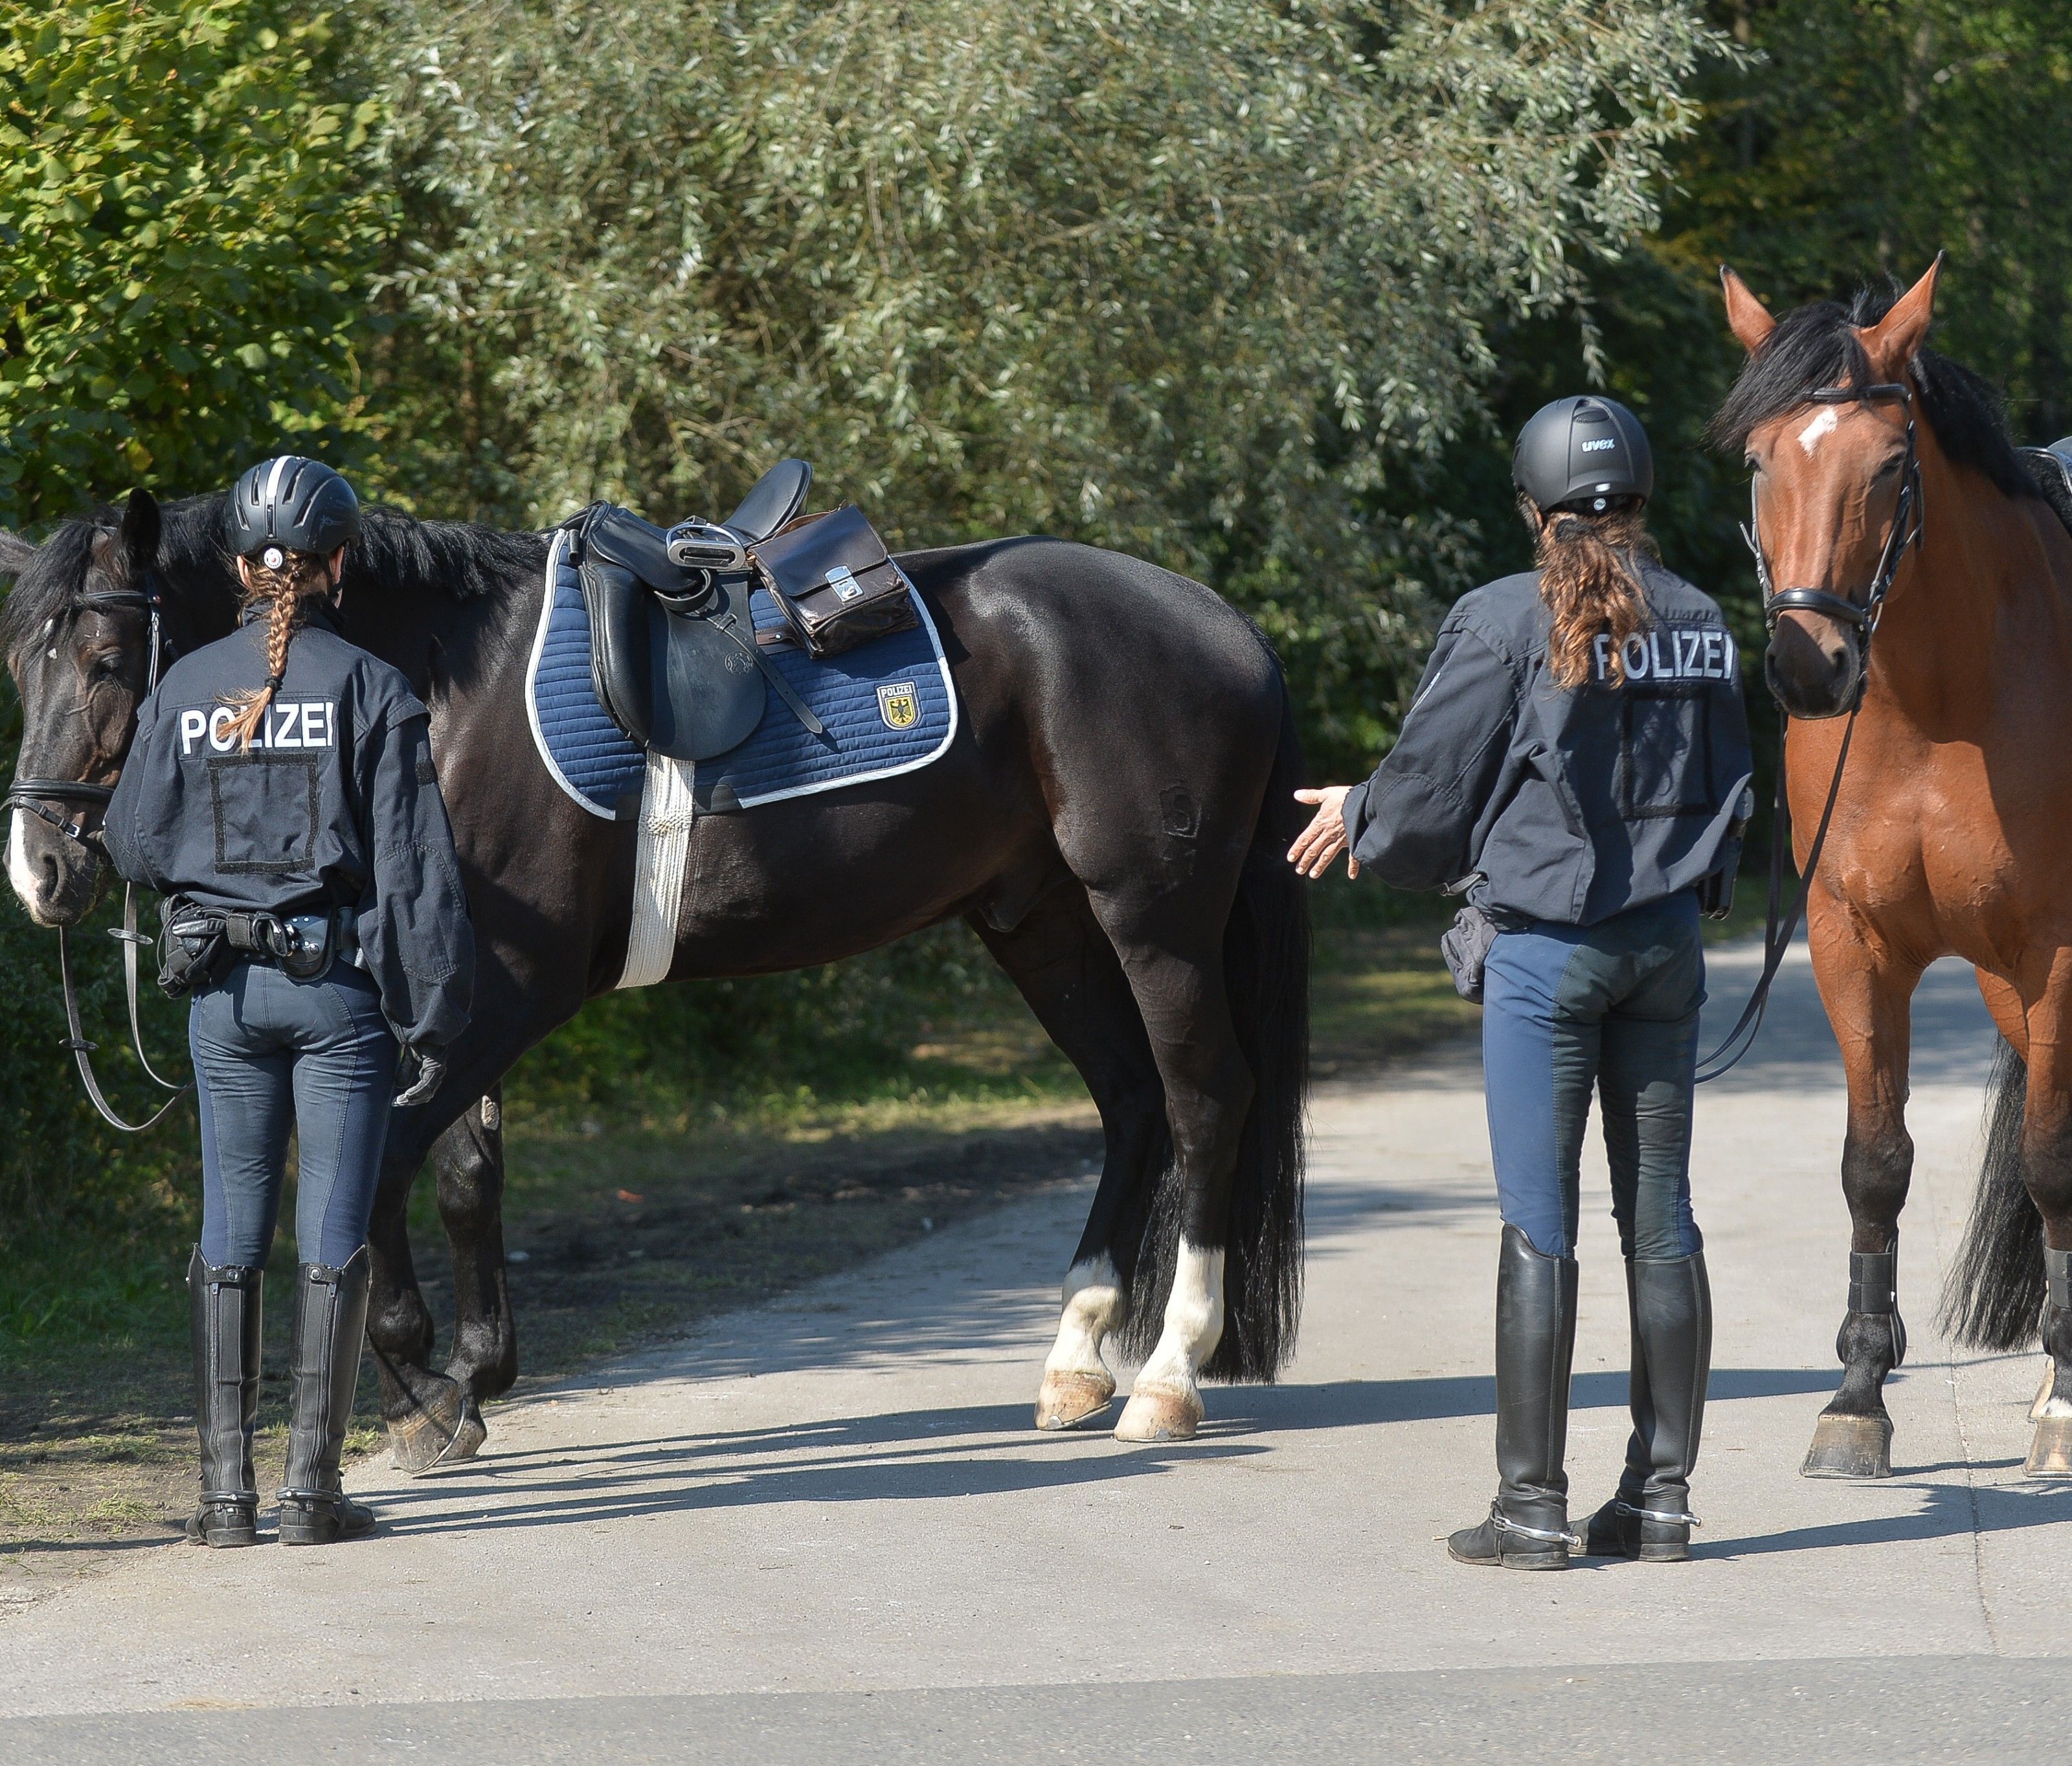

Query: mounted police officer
1289;397;1753;1570
103;457;474;1548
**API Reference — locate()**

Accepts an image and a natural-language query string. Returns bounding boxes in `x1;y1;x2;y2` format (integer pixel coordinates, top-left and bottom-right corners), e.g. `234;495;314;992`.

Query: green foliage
369;0;1731;767
0;0;390;526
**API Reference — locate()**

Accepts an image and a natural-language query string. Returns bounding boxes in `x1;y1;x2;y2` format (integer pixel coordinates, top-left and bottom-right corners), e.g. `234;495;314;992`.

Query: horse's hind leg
2012;970;2072;1475
1086;897;1254;1444
970;888;1170;1431
1803;917;1922;1480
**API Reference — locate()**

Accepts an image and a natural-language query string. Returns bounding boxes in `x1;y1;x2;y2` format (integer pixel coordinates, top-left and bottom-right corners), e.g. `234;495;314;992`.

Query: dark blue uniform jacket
1343;559;1755;927
104;601;474;1051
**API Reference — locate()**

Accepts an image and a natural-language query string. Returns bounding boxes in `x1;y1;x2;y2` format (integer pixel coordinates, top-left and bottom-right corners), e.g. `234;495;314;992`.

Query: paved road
3;939;2067;1762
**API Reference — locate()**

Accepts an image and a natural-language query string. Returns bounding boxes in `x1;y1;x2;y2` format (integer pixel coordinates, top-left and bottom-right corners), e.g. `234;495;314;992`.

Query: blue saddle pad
525;531;958;819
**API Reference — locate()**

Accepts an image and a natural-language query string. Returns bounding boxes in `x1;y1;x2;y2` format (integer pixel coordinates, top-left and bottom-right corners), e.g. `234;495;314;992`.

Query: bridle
1742;379;1925;717
4;570;190;1132
1698;378;1927;1082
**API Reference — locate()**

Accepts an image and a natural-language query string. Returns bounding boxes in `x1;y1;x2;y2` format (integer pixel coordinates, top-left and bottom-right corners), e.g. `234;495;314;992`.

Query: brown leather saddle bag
749;505;919;660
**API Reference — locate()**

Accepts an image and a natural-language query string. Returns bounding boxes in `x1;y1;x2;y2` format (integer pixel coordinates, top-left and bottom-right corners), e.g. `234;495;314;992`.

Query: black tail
1940;1038;2044;1350
1116;687;1310;1386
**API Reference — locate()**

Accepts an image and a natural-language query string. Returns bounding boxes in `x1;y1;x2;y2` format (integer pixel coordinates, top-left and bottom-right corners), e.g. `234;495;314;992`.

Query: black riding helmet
1512;396;1653;515
230;456;360;568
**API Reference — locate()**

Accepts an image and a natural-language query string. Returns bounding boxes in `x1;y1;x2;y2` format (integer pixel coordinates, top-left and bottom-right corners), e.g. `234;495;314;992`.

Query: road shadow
1708;1475;2072;1559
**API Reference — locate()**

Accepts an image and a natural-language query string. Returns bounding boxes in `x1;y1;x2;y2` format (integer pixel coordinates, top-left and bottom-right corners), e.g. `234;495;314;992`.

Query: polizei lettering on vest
1591;627;1737;686
177;701;339;755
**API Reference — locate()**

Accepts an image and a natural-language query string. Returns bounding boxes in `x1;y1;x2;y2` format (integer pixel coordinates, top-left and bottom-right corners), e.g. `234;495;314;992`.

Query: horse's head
1;490;168;926
1718;257;1942;721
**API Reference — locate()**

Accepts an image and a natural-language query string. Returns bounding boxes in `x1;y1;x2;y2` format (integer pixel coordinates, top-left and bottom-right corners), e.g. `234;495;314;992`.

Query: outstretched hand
1289;786;1358;880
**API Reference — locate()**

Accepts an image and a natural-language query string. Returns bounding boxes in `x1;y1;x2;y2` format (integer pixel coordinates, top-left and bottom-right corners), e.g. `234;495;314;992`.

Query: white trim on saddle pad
524;529;622;822
714;588;960;810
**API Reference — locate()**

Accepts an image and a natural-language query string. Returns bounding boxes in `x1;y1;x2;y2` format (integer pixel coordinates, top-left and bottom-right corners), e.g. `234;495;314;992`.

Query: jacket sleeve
102;694;168;893
1342;621;1520;891
355;707;475;1051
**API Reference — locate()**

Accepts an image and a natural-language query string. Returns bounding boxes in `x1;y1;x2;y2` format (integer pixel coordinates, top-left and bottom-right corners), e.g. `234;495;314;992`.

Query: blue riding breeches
1480;891;1706;1261
190;961;398;1269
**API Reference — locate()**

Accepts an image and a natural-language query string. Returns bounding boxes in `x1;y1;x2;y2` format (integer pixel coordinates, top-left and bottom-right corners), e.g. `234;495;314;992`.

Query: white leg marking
1114;1242;1224;1442
1043;1254;1123;1381
1133;1241;1225;1395
1797;406;1840;455
7;810;45;921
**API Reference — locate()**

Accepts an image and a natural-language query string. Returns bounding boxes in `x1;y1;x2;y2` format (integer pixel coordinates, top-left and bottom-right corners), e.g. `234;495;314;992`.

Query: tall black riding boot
186;1248;263;1547
1585;1252;1712;1562
278;1247;377;1546
1449;1225;1581;1570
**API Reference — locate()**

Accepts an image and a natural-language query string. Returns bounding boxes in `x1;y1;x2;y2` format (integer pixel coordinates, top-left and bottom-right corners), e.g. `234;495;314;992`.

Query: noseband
2;571;188;1133
1742;380;1926;715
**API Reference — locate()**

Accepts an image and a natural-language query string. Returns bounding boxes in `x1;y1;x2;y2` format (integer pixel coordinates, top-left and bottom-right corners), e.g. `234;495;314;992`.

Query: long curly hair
1528;497;1658;689
220;550;333;749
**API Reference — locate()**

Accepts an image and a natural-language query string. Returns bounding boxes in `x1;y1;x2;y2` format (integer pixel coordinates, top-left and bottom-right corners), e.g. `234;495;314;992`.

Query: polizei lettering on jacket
176;701;339;755
1591;627;1738;686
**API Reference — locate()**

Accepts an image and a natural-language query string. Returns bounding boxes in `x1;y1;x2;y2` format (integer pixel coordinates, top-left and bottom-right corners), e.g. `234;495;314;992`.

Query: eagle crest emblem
877;681;920;730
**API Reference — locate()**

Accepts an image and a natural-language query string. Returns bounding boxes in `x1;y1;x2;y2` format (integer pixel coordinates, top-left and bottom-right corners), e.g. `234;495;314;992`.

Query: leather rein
5;576;190;1132
1696;379;1924;1082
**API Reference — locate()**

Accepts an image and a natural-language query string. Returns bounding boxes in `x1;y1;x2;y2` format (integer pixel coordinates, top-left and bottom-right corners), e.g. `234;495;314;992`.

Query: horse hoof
1800;1411;1893;1479
2031;1358;2056;1424
387;1381;485;1475
1035;1370;1116;1431
2023;1413;2072;1478
1114;1385;1202;1444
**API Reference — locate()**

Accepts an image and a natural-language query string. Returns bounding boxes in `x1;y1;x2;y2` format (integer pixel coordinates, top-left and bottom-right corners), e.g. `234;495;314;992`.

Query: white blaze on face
1797;406;1840;456
7;809;41;915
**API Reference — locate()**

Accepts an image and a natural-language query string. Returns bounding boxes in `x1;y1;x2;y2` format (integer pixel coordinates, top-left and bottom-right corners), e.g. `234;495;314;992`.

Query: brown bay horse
1716;257;2072;1479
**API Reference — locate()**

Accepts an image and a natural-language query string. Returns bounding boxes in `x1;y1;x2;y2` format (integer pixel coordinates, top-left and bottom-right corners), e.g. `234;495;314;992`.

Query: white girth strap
616;752;695;990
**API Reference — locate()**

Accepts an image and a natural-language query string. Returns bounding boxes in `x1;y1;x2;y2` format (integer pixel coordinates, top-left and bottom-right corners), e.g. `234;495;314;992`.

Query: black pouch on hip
1439;902;1503;1005
156;902;232;999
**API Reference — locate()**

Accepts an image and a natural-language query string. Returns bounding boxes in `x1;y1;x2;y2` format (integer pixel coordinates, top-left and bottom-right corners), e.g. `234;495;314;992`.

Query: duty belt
168;904;361;983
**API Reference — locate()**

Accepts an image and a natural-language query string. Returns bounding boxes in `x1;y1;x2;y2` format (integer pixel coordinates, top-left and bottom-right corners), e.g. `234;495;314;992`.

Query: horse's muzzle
1764;615;1865;721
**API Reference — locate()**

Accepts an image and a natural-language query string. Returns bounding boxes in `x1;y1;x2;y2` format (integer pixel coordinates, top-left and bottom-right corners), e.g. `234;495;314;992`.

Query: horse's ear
1858;252;1945;381
0;530;35;581
1720;266;1776;355
119;487;161;579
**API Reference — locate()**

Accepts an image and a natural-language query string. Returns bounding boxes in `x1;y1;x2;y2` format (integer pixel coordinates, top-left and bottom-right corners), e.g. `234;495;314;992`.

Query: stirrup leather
1489;1505;1582;1551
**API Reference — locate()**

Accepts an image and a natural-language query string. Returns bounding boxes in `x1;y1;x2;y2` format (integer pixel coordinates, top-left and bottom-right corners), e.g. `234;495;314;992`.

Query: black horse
0;488;1308;1467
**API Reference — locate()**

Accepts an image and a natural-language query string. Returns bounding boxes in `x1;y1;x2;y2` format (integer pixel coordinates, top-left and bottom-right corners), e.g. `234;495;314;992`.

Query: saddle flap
2021;442;2072;538
576;554;653;746
725;459;813;544
646;579;769;763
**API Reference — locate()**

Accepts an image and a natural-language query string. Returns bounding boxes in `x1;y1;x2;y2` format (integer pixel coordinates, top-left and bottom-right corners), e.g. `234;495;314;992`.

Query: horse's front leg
1803;907;1922;1480
435;1086;517;1414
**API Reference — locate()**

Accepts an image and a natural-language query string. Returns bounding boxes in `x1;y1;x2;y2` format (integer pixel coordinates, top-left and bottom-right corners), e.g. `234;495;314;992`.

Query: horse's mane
0;492;548;655
1709;284;2042;504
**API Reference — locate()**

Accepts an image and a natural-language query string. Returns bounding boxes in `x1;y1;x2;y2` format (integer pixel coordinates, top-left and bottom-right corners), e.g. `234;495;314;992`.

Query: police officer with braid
104;458;474;1547
1289;399;1753;1570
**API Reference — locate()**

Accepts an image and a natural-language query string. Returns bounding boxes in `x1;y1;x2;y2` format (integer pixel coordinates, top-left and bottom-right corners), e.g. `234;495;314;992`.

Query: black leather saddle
2020;440;2072;537
569;459;819;763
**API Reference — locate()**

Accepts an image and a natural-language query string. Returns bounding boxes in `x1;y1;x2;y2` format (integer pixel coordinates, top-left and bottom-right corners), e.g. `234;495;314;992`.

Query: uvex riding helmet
1511;396;1654;515
230;456;361;570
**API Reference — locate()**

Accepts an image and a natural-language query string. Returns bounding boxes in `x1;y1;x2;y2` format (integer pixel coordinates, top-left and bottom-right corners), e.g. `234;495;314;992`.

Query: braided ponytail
1529;497;1658;690
221;551;331;750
